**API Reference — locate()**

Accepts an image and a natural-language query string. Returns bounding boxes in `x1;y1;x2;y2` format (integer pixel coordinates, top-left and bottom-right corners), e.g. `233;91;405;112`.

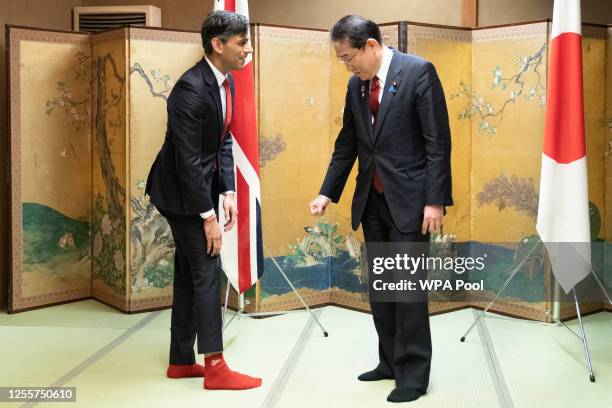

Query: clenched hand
309;196;330;216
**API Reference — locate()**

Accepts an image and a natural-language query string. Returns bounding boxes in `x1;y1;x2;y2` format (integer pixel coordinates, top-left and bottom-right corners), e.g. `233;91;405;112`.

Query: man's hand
223;193;238;232
309;196;330;216
422;205;444;235
203;216;222;256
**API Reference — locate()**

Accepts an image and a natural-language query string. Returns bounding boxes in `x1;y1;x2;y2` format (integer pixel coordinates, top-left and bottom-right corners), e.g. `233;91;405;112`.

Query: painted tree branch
94;53;126;223
450;43;547;135
130;63;171;101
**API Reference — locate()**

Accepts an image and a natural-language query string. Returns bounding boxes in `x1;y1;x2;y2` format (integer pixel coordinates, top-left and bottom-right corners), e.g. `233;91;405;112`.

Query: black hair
201;10;249;55
330;15;382;49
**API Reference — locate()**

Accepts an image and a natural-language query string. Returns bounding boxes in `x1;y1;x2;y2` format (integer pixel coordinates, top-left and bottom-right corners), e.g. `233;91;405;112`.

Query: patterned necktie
222;78;232;139
369;76;383;193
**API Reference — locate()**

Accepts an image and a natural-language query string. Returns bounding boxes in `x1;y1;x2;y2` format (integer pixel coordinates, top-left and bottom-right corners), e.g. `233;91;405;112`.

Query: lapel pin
360;84;366;98
388;80;399;94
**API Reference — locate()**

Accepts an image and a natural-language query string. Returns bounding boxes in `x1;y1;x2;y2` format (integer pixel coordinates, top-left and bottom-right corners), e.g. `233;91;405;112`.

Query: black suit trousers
159;208;223;364
361;189;431;393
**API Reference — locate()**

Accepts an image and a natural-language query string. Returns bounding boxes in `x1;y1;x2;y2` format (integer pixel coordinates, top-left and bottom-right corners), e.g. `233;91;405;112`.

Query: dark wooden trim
253;22;328;32
475;19;607;30
89;30;94;305
252;20;606;33
92;296;129;314
7;296;608;319
5;24;89;36
582;22;609;28
254;24;261;181
123;25;199;34
88;26;128;36
243;303;475;318
7;296;92;314
6;25;13;313
468;305;608;322
558;307;609;322
472;19;550;30
403;20;472;31
126;303;171;314
428;304;472;317
468;305;548;322
336;303;470;318
379;21;404;27
398;22;408;53
123;23;258;35
91;25;199;36
460;0;478;27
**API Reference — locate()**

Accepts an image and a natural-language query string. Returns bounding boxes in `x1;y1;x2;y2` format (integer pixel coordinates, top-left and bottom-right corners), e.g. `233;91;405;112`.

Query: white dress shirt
200;56;234;220
371;46;393;122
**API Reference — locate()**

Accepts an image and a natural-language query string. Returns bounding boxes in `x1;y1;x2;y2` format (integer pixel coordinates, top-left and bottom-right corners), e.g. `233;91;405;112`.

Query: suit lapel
358;79;374;145
199;58;224;139
373;51;402;141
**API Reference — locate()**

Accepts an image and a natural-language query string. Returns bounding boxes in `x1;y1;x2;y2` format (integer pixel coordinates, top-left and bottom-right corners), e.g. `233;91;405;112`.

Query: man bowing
309;15;452;403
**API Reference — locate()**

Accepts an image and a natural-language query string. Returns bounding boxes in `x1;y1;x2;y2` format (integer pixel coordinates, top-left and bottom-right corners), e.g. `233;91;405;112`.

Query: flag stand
459;241;611;382
221;244;329;337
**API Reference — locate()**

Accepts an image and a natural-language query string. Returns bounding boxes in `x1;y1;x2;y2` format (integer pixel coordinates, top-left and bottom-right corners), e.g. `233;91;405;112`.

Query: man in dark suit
146;10;261;391
309;15;452;403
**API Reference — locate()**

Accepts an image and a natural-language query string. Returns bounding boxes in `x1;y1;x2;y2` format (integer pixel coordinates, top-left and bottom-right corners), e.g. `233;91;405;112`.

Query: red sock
203;354;262;390
166;363;205;378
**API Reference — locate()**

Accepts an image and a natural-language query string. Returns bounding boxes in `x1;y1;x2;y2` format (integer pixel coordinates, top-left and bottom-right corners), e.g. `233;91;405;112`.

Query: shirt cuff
199;209;216;219
223;191;235;196
317;195;331;202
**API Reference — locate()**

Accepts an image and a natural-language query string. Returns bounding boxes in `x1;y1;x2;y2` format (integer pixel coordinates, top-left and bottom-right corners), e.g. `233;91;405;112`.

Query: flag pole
222;245;329;337
460;240;610;382
460;241;544;343
573;290;595;382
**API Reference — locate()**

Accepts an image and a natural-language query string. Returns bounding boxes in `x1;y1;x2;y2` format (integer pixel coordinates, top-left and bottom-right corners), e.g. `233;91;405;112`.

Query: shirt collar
375;46;393;85
204;55;227;87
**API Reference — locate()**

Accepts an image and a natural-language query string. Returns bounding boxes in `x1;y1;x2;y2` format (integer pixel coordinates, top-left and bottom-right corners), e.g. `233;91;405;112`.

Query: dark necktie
369;75;380;121
222;78;232;139
369;76;383;193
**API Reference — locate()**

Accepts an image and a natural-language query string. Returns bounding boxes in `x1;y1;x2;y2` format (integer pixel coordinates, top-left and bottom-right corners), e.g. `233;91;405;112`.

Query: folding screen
607;26;612;313
90;28;129;311
254;24;338;313
7;22;611;319
607;26;612;243
466;22;551;321
127;27;202;312
7;26;202;313
253;23;403;314
404;23;472;315
327;23;404;312
8;27;92;312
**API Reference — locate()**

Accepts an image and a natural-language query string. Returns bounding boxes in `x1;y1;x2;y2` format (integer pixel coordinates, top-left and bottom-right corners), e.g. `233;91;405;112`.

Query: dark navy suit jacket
146;58;235;216
320;49;453;233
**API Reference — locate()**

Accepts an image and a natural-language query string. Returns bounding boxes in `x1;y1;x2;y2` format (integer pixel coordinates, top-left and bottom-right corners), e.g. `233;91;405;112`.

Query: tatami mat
1;301;610;408
485;312;612;408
